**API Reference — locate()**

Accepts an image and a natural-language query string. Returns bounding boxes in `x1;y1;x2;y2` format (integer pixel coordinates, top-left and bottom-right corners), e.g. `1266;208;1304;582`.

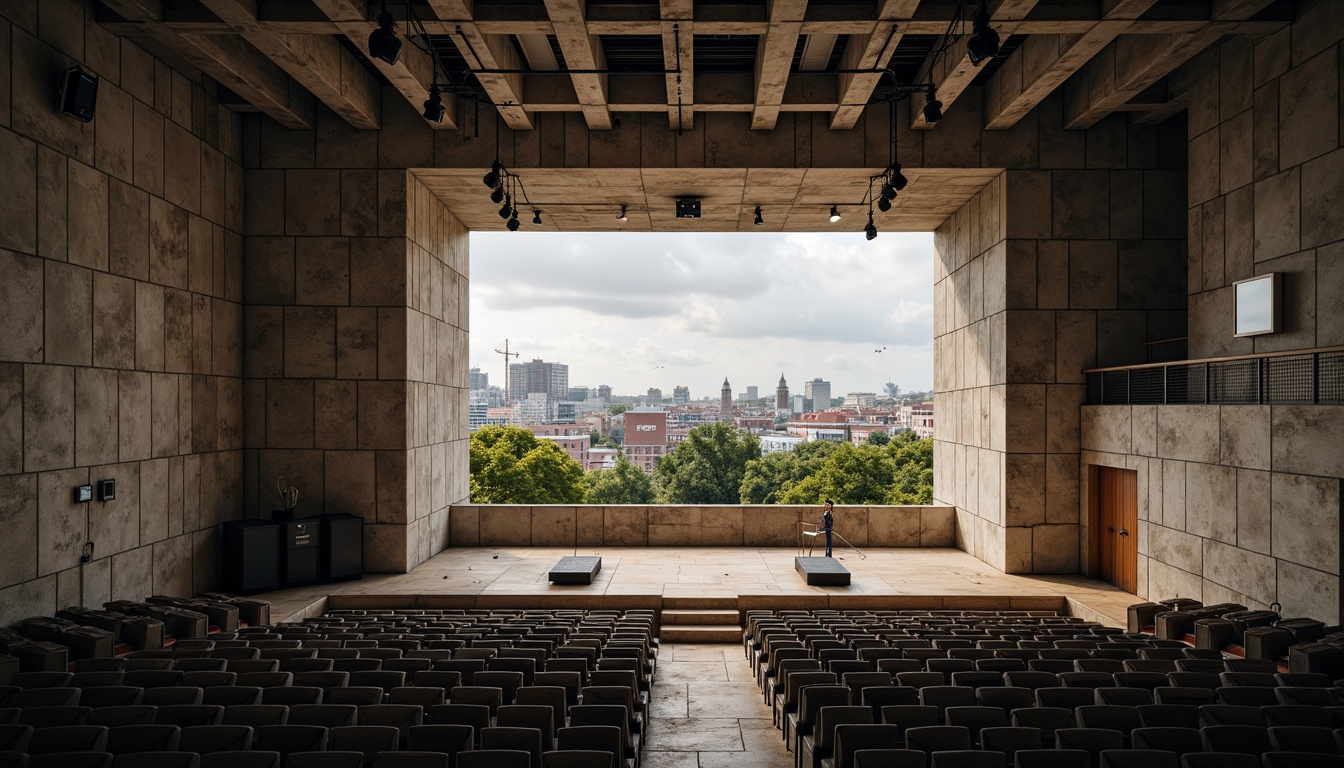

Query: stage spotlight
532;210;543;225
892;163;909;191
617;204;628;222
922;97;943;125
506;215;520;231
828;205;841;223
367;5;402;65
483;161;502;189
499;197;513;219
865;213;877;241
877;196;892;213
422;86;445;123
753;206;763;225
881;180;897;201
490;186;505;204
967;1;1000;66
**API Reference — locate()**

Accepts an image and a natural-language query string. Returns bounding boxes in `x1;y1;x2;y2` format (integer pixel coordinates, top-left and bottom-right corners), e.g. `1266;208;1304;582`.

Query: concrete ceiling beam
429;0;534;130
661;0;694;131
751;0;808;131
543;0;613;130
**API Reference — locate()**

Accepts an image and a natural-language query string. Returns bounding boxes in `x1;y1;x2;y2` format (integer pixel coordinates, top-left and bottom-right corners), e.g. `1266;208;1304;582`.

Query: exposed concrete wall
1082;404;1344;623
0;0;245;623
933;104;1189;574
1184;0;1344;357
1078;2;1344;621
239;113;471;573
448;504;956;548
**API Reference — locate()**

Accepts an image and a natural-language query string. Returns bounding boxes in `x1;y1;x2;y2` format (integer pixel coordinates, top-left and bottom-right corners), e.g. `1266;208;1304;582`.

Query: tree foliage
469;425;587;503
866;430;891;446
585;455;656;504
739;440;838;504
654;422;761;504
742;432;934;506
609;403;631;415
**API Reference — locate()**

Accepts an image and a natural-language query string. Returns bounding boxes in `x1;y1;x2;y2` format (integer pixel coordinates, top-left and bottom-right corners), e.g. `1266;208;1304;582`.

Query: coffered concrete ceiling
413;166;1004;232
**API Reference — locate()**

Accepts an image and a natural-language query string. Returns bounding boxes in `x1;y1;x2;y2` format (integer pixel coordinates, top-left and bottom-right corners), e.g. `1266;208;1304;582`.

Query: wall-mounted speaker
59;67;99;123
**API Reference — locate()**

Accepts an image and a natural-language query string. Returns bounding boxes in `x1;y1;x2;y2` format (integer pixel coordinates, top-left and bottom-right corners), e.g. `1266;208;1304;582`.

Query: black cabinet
280;518;322;587
223;519;280;594
320;513;364;582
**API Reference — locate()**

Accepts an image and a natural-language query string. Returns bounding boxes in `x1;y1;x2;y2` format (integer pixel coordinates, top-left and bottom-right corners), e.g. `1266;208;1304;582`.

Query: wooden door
1090;465;1138;593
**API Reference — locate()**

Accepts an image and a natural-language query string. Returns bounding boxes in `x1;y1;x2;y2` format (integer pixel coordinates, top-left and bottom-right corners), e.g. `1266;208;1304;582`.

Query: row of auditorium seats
0;601;658;768
746;608;1344;768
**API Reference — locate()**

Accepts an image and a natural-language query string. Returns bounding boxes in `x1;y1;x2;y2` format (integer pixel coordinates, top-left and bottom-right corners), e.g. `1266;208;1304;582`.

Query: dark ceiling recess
335;36;392;86
790;34;851;72
599;34;666;72
970;34;1025;86
884;35;938;86
694;34;759;73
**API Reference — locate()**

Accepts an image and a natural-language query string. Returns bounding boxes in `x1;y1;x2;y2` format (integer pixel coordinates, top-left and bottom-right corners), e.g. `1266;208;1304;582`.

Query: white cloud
470;231;935;396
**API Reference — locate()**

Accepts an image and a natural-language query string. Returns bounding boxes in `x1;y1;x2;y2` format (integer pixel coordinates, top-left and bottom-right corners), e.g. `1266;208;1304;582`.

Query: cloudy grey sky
469;231;935;400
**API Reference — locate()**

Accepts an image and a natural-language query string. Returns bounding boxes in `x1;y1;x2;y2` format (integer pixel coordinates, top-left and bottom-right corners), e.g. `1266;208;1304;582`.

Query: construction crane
495;340;519;402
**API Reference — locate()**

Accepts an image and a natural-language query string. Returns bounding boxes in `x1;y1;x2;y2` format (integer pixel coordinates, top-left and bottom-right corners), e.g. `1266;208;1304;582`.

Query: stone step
659;624;744;644
661;609;741;625
661;596;739;610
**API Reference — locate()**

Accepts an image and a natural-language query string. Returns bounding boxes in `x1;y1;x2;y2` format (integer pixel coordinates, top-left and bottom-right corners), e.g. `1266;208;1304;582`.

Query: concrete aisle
644;643;793;768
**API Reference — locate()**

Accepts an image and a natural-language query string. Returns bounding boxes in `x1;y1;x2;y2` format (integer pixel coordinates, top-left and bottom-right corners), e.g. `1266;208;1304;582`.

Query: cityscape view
468;231;938;503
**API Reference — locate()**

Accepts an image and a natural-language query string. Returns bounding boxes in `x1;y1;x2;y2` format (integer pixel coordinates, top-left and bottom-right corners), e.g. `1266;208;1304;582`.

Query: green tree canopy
766;434;934;506
585;455;656;504
866;430;891;446
654;421;761;504
739;440;838;504
887;434;934;504
609;403;631;415
469;425;587;503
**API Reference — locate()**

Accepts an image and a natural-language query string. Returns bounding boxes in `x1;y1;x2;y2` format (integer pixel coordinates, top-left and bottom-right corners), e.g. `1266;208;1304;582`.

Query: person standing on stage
821;500;834;557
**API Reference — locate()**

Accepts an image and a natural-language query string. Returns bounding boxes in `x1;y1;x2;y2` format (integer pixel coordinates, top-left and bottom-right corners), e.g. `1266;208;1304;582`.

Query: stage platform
254;547;1137;627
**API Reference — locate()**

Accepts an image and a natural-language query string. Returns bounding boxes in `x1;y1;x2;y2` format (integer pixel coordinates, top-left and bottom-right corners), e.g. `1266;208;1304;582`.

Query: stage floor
257;547;1138;627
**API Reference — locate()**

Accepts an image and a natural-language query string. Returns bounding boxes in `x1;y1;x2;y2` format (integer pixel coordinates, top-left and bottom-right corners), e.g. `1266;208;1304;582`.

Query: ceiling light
892;163;908;192
483;161;502;189
422;85;445;123
753;206;763;226
877;196;892;213
922;97;943;125
506;215;520;232
532;210;543;225
367;5;402;66
967;2;1000;66
864;212;877;241
490;186;505;204
828;206;841;223
617;204;628;223
881;181;897;201
499;197;513;219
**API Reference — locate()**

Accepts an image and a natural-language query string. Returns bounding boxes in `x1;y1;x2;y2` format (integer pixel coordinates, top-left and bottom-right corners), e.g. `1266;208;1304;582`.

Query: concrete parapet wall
446;504;955;548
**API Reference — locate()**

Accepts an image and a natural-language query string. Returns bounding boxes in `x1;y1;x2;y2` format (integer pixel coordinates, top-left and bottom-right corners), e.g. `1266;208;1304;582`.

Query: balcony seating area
747;607;1344;768
0;602;658;768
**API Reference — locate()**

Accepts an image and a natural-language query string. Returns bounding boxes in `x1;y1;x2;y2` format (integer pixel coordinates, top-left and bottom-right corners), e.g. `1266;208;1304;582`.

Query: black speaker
280;518;322;587
58;66;98;123
320;513;364;582
223;519;280;594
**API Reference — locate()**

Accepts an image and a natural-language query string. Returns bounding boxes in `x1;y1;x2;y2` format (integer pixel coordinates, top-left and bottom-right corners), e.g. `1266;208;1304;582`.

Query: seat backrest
1012;749;1090;768
179;724;255;753
832;724;901;768
904;725;972;754
1096;749;1180;768
978;726;1042;756
457;750;530;768
27;724;108;755
540;749;614;768
1130;726;1201;755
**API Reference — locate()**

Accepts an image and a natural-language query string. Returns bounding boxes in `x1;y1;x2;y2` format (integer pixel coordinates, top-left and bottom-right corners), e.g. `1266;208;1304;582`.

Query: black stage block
795;556;851;586
549;556;602;585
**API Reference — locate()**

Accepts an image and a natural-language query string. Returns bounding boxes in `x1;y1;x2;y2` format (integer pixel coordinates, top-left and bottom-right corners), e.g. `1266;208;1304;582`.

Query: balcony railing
1084;346;1344;406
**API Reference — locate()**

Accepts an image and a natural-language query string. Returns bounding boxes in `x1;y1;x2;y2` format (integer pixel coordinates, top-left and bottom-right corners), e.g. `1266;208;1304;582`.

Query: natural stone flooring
646;644;791;768
260;547;1136;626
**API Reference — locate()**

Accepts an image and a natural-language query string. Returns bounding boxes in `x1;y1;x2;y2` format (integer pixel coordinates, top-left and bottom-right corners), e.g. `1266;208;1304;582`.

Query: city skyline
469;231;935;399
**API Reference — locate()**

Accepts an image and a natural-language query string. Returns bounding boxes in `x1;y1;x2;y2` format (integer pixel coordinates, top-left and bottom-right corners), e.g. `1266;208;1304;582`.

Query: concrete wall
0;0;245;620
933;108;1189;573
1078;3;1344;622
239;121;471;572
448;504;956;548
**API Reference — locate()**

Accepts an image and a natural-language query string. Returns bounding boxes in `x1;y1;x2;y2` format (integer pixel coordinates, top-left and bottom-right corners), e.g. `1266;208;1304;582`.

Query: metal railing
1084;347;1344;406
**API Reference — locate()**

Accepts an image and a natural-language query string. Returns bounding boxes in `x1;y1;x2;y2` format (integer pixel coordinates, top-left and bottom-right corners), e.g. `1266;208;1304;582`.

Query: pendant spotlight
877;195;892;213
498;196;513;220
891;163;908;192
617;204;628;223
422;85;446;123
532;210;543;225
490;185;505;204
506;214;520;231
966;0;1000;66
753;206;763;226
483;161;502;190
367;3;403;65
865;212;878;241
829;206;842;223
922;95;944;125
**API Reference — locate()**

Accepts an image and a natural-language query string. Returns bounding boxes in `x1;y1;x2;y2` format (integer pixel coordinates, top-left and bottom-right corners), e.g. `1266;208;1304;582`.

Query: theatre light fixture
422;85;445;123
617;205;628;222
753;206;763;225
367;4;402;65
966;0;1000;66
865;211;878;241
532;210;543;225
829;206;842;223
923;92;943;125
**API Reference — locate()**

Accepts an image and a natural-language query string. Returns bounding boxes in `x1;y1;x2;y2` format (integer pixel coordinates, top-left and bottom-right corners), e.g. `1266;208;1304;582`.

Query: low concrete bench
795;556;851;586
549;556;602;585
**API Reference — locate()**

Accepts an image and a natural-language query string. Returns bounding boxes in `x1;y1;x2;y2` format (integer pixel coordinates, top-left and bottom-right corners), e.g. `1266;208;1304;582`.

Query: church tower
720;377;732;419
776;373;789;412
